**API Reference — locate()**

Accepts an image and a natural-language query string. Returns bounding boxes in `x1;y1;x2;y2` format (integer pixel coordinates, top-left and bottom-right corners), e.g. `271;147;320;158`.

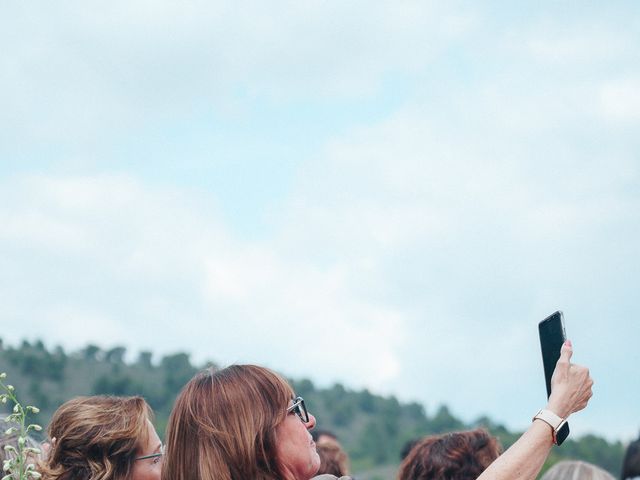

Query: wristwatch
532;409;567;445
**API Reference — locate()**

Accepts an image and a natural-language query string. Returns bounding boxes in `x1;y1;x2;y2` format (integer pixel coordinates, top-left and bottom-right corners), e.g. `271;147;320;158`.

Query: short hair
162;365;295;480
38;396;153;480
316;438;350;477
397;428;502;480
622;436;640;479
312;429;338;443
540;460;615;480
400;438;420;460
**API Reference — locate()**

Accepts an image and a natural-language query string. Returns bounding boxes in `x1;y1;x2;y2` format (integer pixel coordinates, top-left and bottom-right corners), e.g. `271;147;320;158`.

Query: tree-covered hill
0;338;625;478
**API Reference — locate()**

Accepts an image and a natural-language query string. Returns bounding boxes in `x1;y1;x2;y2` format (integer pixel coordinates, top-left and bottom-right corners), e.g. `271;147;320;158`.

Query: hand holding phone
538;311;570;445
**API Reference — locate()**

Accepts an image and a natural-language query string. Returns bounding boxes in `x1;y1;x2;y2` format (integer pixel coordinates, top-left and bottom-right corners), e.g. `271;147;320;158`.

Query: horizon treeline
0;338;625;476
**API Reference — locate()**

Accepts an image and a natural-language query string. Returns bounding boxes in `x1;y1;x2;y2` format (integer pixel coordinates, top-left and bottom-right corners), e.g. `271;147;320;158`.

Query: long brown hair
397;428;502;480
39;396;153;480
162;364;294;480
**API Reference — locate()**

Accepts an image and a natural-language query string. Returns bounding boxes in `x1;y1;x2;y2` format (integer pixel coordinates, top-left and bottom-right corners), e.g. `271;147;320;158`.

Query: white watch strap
533;409;565;430
533;409;567;444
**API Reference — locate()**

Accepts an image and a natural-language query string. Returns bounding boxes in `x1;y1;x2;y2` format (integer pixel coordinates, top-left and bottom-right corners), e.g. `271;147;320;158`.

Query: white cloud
0;1;476;145
266;93;640;435
2;0;640;441
600;78;640;122
42;306;126;349
199;237;406;388
525;28;631;64
0;172;406;391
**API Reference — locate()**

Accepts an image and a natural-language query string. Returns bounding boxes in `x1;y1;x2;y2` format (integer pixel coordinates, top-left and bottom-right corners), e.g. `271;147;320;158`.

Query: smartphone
538;311;570;445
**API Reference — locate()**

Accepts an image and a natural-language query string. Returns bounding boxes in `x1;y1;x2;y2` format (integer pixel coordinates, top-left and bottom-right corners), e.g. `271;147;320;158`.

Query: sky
1;1;639;443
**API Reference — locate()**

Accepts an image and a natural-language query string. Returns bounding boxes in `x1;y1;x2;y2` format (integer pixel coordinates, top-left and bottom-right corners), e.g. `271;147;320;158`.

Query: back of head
312;429;338;443
397;428;502;480
39;396;152;480
162;364;294;480
622;437;640;479
315;439;350;478
400;439;420;461
540;460;615;480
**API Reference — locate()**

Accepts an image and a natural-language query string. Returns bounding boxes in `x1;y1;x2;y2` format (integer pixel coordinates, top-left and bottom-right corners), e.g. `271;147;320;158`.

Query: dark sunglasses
286;396;309;423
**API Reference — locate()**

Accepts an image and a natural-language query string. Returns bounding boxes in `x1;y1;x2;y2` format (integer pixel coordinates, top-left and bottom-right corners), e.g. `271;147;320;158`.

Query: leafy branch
1;372;41;480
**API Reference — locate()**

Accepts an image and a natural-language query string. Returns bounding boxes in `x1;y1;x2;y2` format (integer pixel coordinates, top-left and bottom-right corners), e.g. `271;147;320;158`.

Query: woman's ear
41;437;56;458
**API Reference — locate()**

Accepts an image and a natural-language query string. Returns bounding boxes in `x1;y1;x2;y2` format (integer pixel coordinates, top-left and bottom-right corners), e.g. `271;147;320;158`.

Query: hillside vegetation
0;338;625;478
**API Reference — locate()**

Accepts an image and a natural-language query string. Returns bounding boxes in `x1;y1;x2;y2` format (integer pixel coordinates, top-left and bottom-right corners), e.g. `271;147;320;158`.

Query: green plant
1;372;42;480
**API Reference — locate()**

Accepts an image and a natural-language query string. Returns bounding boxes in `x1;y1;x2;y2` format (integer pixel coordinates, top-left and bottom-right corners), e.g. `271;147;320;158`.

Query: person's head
315;438;350;478
541;460;615;480
311;429;338;445
397;428;502;480
39;396;162;480
622;436;640;479
162;364;319;480
400;438;420;461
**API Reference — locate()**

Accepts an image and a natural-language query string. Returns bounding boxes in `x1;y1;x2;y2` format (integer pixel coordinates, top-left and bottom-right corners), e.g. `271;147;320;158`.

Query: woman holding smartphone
161;340;592;480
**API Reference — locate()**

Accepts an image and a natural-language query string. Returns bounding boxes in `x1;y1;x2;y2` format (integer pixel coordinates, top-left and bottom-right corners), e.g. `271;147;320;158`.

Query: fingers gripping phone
538;311;570;445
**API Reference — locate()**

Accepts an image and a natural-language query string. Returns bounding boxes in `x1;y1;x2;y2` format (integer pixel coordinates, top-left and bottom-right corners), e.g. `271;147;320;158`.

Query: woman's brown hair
397;428;502;480
161;364;294;480
39;396;153;480
316;439;350;477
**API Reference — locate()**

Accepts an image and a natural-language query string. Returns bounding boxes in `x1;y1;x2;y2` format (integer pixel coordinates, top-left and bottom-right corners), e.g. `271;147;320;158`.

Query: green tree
82;344;101;361
429;405;465;434
137;351;153;369
105;346;127;365
160;353;197;394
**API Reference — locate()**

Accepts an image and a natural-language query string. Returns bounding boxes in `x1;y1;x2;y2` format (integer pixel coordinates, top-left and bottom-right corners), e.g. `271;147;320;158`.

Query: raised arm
477;340;593;480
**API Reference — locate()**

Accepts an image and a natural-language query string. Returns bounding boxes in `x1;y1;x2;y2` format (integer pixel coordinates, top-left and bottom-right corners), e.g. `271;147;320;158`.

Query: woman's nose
305;413;316;430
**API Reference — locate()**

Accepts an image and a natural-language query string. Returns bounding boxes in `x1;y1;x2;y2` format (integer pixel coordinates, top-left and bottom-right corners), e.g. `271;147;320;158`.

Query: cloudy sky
1;1;639;442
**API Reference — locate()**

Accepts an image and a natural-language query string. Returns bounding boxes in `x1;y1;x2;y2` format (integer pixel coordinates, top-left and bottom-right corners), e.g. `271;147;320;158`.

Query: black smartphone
538;311;570;445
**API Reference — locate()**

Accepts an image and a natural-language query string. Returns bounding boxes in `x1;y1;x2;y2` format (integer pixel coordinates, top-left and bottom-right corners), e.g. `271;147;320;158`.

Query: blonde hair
38;396;152;480
540;460;615;480
162;365;294;480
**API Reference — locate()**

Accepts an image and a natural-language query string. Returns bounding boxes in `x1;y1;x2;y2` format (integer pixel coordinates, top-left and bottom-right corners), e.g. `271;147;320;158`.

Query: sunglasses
286;396;310;423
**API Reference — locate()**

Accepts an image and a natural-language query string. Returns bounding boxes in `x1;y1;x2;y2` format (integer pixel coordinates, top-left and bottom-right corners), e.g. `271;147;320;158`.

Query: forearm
476;340;593;480
477;420;553;480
